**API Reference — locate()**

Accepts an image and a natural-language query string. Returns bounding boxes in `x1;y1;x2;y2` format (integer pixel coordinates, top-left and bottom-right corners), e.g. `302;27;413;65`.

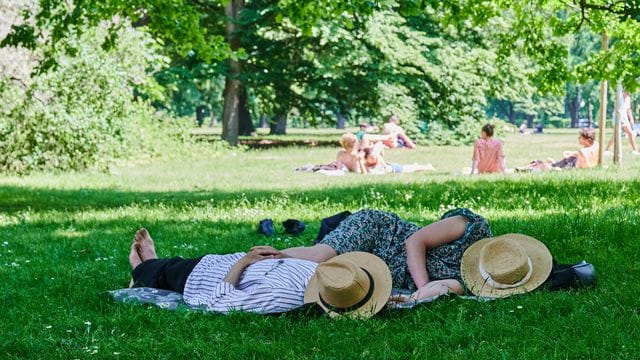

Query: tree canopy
2;0;640;148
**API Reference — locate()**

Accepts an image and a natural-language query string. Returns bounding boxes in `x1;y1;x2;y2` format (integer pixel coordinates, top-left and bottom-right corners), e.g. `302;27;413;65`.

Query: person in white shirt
605;91;640;154
128;228;317;314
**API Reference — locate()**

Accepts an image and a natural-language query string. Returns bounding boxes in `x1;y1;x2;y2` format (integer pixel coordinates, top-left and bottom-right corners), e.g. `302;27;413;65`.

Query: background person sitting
517;128;598;171
534;122;544;134
471;123;505;175
335;133;367;173
381;115;417;149
361;142;435;174
355;122;393;149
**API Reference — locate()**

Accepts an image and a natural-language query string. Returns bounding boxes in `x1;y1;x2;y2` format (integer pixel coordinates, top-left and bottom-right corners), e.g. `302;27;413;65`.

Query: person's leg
128;228;202;293
622;125;639;151
397;133;416;149
401;163;435;173
605;135;614;151
131;257;203;293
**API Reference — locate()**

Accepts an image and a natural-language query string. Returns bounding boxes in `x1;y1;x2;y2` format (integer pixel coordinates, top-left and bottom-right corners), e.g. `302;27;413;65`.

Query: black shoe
258;219;275;236
282;219;305;235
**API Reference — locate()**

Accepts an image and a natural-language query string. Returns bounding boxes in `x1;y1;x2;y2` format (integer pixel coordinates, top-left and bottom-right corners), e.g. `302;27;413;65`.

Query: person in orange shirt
471;123;505;175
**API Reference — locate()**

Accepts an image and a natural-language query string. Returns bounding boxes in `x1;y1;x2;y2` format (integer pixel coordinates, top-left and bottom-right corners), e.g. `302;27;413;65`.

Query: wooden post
613;82;623;165
597;32;607;166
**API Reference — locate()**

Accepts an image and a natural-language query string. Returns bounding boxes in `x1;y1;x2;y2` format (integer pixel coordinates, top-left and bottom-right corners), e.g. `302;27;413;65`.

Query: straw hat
304;252;392;318
461;234;553;298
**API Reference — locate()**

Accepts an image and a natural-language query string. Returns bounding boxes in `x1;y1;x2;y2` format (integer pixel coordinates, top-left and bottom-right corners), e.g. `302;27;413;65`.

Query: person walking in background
471;123;505;175
605;91;640;155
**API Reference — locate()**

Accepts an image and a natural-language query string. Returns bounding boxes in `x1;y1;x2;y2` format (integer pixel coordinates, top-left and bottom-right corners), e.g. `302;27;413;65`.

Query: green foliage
151;60;225;118
0;25;187;174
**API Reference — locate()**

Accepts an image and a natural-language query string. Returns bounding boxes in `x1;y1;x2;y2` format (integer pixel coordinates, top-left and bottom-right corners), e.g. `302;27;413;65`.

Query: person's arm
223;247;280;286
203;254;312;314
471;142;480;175
352;151;368;174
404;216;468;289
280;244;337;263
498;142;506;173
388;279;463;306
335;151;346;171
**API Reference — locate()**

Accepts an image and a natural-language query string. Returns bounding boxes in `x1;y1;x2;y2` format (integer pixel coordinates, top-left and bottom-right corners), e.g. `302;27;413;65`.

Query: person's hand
250;245;279;253
387;293;417;306
242;246;281;265
249;245;290;259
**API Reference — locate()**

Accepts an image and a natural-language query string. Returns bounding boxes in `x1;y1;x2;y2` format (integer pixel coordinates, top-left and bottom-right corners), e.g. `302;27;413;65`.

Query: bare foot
134;228;158;262
128;242;142;288
129;242;142;270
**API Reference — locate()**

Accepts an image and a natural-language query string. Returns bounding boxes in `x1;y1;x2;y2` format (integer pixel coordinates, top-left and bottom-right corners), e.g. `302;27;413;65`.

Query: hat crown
479;237;530;285
316;259;371;309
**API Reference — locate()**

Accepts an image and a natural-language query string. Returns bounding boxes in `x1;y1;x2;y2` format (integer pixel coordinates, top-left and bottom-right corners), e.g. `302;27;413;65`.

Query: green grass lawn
1;129;639;359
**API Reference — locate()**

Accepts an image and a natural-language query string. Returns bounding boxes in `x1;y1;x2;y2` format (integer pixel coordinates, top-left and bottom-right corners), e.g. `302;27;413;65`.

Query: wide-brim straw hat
461;234;553;298
304;252;392;318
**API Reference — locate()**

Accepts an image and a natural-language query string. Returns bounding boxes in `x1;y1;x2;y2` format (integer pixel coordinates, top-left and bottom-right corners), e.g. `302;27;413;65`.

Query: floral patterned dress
318;208;492;290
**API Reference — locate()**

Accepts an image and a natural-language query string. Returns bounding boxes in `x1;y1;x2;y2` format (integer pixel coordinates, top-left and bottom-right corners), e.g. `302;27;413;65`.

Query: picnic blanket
295;163;347;176
109;287;490;312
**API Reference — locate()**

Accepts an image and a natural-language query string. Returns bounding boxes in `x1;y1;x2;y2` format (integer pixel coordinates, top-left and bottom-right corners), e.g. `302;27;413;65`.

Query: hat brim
304;252;392;318
461;234;552;298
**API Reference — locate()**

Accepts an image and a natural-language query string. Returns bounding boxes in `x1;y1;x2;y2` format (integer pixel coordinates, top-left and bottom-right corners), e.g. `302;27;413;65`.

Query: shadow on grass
1;177;639;215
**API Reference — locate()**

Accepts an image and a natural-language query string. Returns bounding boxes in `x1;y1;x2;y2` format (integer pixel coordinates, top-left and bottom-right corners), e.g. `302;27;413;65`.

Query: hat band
478;257;533;290
318;268;375;314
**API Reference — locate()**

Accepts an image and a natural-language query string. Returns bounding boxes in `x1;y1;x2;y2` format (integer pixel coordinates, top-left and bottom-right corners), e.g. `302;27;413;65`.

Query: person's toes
134;229;144;244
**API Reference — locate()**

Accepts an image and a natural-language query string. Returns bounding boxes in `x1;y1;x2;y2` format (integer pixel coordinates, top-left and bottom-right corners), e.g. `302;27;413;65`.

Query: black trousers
553;156;577;169
131;256;204;294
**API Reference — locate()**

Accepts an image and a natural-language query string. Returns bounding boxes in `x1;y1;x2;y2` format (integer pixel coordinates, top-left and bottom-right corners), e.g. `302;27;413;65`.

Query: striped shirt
183;253;317;314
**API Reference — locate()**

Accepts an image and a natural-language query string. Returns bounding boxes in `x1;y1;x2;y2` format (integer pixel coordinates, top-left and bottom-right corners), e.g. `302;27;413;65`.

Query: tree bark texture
238;86;255;135
270;114;287;135
335;111;347;129
221;0;245;146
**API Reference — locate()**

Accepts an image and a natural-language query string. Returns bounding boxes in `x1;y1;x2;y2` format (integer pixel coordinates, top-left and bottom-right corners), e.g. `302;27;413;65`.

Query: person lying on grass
127;228;317;314
127;228;394;316
361;142;435;174
516;128;599;172
273;208;493;301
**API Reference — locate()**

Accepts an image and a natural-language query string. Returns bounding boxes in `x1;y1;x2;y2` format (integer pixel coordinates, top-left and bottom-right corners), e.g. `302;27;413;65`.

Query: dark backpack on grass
314;211;352;244
544;260;597;291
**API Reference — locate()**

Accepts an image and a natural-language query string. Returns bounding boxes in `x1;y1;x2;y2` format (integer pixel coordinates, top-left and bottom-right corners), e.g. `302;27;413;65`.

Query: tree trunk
587;103;593;128
258;114;268;128
238;86;254;135
221;78;241;145
335;111;347;129
526;115;534;128
507;102;516;124
567;94;580;128
221;0;245;146
270;114;287;135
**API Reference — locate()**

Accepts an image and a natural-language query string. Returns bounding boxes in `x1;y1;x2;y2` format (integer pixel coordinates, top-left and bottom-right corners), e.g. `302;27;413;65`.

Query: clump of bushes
0;25;198;174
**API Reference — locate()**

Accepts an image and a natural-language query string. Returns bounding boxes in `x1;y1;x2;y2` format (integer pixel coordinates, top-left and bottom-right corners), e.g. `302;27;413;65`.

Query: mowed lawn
1;129;639;359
